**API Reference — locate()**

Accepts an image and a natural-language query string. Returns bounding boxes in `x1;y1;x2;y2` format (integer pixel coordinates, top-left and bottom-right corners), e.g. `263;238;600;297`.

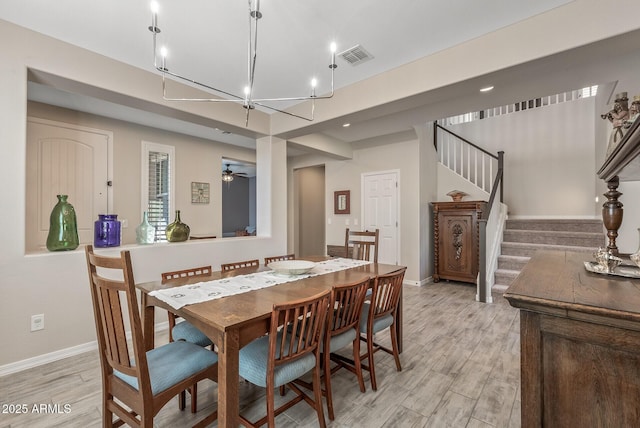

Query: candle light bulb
150;1;159;14
330;42;337;53
159;46;168;70
310;78;317;97
244;86;250;96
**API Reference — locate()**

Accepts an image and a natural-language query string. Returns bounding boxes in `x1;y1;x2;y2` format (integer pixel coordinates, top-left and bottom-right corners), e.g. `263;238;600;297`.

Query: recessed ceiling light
343;123;351;127
480;86;494;92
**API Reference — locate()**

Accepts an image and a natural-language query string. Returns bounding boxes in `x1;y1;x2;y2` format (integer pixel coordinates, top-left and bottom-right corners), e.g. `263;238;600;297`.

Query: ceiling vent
338;45;374;66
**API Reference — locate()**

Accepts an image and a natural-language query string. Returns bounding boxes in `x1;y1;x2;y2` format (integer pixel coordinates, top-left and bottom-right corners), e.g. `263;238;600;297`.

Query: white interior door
362;170;399;265
26;118;111;251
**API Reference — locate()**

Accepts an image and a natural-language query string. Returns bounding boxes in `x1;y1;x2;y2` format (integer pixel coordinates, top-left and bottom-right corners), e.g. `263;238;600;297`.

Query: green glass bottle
166;210;190;242
46;194;79;251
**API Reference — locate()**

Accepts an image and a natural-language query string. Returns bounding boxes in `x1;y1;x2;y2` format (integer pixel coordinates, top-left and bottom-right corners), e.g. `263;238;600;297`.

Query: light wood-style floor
0;281;521;428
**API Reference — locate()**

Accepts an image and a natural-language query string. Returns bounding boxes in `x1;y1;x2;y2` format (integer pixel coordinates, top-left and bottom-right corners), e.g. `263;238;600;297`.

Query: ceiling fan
222;163;248;182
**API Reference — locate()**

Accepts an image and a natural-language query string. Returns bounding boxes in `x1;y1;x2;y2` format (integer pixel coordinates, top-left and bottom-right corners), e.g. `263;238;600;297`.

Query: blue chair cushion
239;332;316;388
114;340;218;395
322;327;357;353
360;302;394;334
173;320;213;347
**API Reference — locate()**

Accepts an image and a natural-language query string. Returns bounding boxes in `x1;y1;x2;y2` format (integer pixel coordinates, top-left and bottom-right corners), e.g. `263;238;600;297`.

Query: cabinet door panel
432;201;483;284
438;213;475;279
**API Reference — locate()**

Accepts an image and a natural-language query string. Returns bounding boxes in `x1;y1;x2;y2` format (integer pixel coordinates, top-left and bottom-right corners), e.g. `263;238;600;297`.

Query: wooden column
602;176;623;255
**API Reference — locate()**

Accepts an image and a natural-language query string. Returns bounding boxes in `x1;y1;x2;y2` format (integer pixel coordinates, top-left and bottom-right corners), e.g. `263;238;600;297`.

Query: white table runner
149;258;371;310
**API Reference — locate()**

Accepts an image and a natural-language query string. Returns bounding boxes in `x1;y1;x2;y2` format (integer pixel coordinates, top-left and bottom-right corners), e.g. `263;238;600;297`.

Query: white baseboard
0;341;98;377
0;322;169;377
403;277;433;287
476;293;494;303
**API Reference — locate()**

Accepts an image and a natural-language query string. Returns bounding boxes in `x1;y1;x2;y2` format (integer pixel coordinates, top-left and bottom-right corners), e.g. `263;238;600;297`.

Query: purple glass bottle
94;214;121;247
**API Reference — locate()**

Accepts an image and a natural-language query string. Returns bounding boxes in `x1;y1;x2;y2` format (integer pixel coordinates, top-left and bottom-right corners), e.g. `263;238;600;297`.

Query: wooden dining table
137;257;405;427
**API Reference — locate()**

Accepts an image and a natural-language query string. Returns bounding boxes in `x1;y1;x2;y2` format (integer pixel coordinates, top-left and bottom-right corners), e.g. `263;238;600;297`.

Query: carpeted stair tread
502;230;604;247
498;255;530;271
492;284;510;294
501;242;599;257
505;219;604;233
492;219;605;294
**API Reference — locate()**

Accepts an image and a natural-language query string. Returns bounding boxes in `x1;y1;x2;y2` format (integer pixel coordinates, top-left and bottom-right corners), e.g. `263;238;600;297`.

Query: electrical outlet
121;219;128;228
345;219;350;225
31;314;44;332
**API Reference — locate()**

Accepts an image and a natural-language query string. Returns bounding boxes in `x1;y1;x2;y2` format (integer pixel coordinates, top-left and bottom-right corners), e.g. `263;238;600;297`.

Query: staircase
493;219;605;294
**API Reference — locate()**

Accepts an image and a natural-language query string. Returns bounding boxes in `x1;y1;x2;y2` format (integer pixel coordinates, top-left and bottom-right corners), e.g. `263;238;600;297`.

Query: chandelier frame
148;0;338;126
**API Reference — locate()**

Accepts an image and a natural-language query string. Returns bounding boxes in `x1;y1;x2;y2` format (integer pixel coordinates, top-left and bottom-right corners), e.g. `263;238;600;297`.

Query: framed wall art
191;182;210;204
334;190;350;214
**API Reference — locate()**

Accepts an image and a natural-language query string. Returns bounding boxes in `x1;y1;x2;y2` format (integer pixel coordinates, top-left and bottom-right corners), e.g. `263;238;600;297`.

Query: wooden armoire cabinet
432;200;485;284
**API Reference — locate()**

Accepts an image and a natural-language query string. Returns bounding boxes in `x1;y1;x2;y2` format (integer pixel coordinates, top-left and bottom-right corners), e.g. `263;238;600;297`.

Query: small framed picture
191;182;210;204
334;190;350;214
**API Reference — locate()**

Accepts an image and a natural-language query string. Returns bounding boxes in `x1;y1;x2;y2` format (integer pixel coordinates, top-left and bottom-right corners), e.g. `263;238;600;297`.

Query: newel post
477;218;488;303
497;151;504;203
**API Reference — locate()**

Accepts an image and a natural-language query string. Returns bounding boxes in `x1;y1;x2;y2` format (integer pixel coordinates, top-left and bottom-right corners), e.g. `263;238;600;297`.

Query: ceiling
1;0;637;153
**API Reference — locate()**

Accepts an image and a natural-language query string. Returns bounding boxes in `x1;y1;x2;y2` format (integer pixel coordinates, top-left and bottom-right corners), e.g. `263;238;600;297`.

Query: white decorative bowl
268;260;316;275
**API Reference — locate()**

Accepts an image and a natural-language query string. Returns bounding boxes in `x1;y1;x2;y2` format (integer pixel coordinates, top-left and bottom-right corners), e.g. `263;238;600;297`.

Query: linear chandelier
148;0;338;126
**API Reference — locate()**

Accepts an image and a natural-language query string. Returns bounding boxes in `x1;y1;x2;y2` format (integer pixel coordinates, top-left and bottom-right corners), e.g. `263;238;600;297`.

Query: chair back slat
328;277;370;336
345;228;379;263
99;286;134;373
85;245;151;393
264;254;295;265
269;290;331;369
221;259;260;272
369;268;406;319
162;266;212;283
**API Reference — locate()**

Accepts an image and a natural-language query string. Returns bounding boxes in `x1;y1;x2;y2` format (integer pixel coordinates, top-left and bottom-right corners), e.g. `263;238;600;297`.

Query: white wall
617;181;640;253
448;98;597;218
0;22;287;369
436;164;490;203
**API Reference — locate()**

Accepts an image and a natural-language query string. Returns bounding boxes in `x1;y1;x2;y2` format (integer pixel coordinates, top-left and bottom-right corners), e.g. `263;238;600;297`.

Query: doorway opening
294;165;326;257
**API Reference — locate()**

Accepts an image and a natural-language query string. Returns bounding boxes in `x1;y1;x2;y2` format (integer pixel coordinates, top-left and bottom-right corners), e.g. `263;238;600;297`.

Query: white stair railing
435;122;504;303
436;124;498;193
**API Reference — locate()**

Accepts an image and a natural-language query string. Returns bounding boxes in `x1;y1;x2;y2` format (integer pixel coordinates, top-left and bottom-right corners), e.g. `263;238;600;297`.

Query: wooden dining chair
238;290;331;428
162;266;214;346
293;277;370;419
161;266;214;413
264;254;295;265
345;228;380;263
220;258;260;272
359;268;406;390
84;245;218;427
324;277;370;419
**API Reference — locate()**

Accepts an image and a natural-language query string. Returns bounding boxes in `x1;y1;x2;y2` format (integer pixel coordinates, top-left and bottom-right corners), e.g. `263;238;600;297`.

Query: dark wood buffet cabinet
432;200;485;284
504;251;640;427
505;115;640;427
